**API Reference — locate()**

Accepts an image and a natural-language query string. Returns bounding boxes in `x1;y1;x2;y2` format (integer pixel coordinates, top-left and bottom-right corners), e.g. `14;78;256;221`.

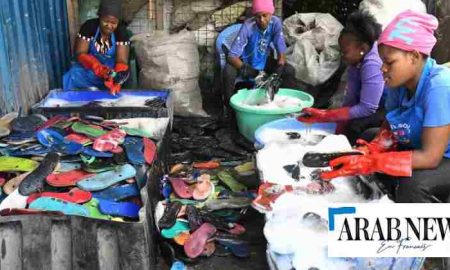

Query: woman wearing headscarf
321;10;450;203
297;11;386;145
63;0;130;94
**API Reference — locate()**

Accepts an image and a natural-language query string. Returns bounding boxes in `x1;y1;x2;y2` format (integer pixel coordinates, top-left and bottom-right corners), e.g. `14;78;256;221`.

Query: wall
0;0;70;115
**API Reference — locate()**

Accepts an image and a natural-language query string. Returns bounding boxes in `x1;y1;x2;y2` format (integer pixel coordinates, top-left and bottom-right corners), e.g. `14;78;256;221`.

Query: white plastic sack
133;31;207;117
359;0;426;29
284;13;343;86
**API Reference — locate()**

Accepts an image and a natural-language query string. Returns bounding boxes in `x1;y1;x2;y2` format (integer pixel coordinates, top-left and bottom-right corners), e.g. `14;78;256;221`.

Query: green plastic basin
230;88;314;141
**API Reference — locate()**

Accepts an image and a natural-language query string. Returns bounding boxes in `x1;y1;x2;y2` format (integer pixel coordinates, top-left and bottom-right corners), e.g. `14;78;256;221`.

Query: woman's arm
347;62;385;118
413;125;450;169
115;45;129;65
74;38;90;58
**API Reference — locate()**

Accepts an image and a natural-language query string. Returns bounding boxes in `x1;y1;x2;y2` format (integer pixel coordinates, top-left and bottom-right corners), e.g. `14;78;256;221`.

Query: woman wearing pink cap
321;10;450;203
223;0;296;129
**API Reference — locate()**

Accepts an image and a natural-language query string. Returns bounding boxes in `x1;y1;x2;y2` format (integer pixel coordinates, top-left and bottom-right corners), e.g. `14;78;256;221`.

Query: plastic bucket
254;118;337;148
230;88;314;141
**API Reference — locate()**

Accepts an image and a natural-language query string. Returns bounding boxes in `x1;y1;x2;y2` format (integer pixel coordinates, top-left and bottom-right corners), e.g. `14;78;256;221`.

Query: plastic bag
359;0;426;29
133;30;207;117
284;13;343;86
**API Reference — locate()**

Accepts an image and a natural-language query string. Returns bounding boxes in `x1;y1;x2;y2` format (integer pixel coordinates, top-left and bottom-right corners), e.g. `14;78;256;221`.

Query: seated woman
223;0;296;127
63;0;130;95
320;10;450;203
297;11;386;145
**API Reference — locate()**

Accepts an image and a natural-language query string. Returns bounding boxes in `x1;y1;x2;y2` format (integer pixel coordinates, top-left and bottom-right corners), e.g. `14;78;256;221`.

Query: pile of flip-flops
156;159;258;267
0;113;159;221
171;117;254;163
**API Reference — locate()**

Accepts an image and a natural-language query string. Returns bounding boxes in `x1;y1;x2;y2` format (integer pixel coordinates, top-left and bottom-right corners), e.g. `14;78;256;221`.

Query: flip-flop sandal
123;136;145;165
220;160;245;167
0;208;64;216
201;242;216;257
0;126;10;138
169;178;194;199
46;169;94;187
35;115;67;131
10;115;46;132
3;131;36;145
228;223;246;235
77;164;136;191
216;238;250;258
7;143;51;157
0;156;39;172
65;133;92;145
251;183;291;213
199;211;232;231
161;220;190;239
52;119;73;129
98;199;140;219
93;129;126;153
169;164;186;175
217;170;247;192
302;151;362;168
0;112;18;137
71;122;107;138
214;243;233;257
18;152;60;196
192;161;220;170
143;137;157;165
3;172;30;194
193;174;214;201
184;223;217;258
185;205;202;231
56;162;82;172
36;128;83;155
113;151;128;165
26;187;92;205
81;158;117;173
158;201;183;229
234;161;255;175
92;183;139;201
205;197;252;211
81;147;113;158
29;197;90;217
83;198;115;220
173;231;190;246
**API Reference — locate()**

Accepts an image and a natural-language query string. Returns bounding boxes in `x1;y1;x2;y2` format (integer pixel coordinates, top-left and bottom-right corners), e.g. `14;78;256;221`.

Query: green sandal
0;156;39;172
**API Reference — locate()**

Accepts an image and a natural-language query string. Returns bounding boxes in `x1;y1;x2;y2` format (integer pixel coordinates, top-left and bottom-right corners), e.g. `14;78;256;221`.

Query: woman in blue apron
222;0;297;130
319;10;450;203
63;0;130;95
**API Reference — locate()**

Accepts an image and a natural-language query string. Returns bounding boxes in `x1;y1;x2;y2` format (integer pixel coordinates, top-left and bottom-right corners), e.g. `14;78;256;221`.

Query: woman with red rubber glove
297;11;386;144
63;0;130;95
322;10;450;203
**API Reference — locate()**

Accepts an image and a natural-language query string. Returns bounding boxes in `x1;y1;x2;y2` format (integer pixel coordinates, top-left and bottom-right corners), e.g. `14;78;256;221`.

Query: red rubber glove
296;107;350;123
77;54;111;79
355;128;397;155
320;151;413;180
105;63;129;95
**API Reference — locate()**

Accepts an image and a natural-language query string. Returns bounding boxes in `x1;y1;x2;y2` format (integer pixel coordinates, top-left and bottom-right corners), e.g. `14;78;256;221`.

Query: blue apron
385;59;432;150
63;27;116;91
242;20;274;71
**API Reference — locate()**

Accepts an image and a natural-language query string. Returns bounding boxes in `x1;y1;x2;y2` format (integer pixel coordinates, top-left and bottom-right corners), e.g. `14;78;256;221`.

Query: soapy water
257;132;415;270
239;94;303;110
43;95;157;108
258;128;333;147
